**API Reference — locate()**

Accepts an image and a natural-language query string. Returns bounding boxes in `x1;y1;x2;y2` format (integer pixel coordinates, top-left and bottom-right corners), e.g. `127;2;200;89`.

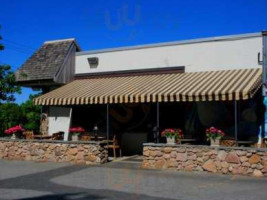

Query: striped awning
34;68;262;105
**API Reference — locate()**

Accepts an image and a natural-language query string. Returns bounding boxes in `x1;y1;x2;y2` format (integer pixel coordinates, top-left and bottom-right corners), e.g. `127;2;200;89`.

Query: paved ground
0;159;266;200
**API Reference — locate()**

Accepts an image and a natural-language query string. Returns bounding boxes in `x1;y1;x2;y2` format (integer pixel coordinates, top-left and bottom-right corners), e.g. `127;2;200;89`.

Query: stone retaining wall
0;139;108;165
143;143;267;177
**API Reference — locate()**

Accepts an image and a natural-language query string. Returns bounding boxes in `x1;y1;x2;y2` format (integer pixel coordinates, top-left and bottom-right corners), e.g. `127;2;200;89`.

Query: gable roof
16;38;81;83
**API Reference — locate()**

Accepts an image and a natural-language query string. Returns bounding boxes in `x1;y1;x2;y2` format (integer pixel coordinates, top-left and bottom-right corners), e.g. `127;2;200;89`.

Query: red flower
69;127;85;133
4;125;24;135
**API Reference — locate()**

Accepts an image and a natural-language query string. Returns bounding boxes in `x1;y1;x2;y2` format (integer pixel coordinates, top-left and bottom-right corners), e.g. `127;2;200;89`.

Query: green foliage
0;65;21;103
0;95;41;136
20;94;41;131
0;25;39;136
0;25;21;103
0;103;21;136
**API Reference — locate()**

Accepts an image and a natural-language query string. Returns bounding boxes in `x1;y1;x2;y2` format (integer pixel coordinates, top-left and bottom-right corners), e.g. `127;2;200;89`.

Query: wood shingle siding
15;39;80;87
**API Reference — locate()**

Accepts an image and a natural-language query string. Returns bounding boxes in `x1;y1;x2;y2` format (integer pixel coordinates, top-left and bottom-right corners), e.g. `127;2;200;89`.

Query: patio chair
80;134;92;141
107;135;122;159
23;131;34;140
220;138;237;147
52;132;64;140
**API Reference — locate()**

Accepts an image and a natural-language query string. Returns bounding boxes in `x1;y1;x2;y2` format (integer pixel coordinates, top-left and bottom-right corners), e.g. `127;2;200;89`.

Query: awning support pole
157;102;160;143
106;104;110;147
234;100;238;142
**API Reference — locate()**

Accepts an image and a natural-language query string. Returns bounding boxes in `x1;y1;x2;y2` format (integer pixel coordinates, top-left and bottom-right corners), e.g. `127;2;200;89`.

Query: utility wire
3;46;31;55
3;43;33;53
2;39;36;51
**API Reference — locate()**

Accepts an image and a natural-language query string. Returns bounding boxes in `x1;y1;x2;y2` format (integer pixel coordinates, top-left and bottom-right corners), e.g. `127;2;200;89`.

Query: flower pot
166;137;175;144
72;134;79;141
11;133;17;139
210;138;220;146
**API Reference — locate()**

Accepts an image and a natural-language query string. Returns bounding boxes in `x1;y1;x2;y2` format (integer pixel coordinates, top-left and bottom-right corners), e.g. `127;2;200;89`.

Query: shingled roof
16;38;81;84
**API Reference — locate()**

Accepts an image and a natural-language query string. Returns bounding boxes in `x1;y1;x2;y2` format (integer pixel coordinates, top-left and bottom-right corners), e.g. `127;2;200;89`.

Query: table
237;140;254;147
180;139;197;144
33;135;53;140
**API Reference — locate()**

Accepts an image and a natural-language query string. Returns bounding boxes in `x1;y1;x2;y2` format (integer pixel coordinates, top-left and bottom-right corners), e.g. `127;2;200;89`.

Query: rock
149;151;156;157
240;156;248;163
155;159;165;168
156;151;163;157
236;150;247;156
176;153;187;162
249;154;260;164
143;150;149;157
225;152;240;164
217;151;227;161
170;151;177;158
86;154;97;162
188;154;197;160
202;160;217;173
68;148;78;155
166;160;178;168
163;154;171;159
221;162;229;168
185;164;194;171
262;165;267;173
197;157;204;163
253;169;263;177
241;162;250;167
221;168;228;174
164;147;172;153
195;166;203;171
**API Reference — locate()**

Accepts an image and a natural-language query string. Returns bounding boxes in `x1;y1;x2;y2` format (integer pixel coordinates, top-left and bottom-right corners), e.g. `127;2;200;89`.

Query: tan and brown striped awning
34;68;262;105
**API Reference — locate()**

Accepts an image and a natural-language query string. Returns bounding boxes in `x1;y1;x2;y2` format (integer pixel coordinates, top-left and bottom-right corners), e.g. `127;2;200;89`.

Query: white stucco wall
75;35;262;74
48;107;72;141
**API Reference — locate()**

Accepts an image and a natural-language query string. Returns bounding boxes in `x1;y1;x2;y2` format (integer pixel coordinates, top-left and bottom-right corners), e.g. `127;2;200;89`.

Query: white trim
76;32;262;56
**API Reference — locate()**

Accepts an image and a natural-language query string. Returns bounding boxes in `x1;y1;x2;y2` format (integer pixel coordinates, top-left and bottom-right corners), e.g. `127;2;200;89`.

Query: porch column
234;100;238;142
157;102;160;143
106;104;110;146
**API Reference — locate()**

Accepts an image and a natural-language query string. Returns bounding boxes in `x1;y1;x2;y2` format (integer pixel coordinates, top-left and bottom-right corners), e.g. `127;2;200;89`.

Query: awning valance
34;68;262;105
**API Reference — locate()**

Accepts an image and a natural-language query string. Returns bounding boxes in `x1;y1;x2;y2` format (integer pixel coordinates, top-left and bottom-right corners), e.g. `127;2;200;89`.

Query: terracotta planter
210;138;220;146
166;137;175;144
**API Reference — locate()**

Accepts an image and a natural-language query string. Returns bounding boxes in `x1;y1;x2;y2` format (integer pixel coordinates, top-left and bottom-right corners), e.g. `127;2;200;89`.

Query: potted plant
161;128;183;144
5;125;25;139
69;127;85;141
206;127;225;146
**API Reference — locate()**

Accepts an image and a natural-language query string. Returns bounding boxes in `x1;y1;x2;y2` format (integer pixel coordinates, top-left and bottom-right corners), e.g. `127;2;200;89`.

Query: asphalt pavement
0;159;266;200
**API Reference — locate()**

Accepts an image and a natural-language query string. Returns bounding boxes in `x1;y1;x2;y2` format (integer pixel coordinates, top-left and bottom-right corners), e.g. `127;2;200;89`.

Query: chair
52;132;64;140
220;138;237;147
80;134;92;141
107;135;121;159
23;131;34;140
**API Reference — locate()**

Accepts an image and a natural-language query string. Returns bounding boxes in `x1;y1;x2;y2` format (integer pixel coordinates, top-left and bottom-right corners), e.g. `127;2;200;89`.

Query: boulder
225;152;240;164
202;160;217;173
249;154;260;164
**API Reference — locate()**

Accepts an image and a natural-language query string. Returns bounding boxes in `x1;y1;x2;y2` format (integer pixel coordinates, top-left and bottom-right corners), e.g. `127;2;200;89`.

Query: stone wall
143;144;267;177
0;139;108;165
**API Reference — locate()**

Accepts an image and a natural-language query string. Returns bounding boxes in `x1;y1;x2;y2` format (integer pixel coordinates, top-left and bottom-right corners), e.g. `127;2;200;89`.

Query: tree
0;25;21;104
0;103;21;135
20;94;41;131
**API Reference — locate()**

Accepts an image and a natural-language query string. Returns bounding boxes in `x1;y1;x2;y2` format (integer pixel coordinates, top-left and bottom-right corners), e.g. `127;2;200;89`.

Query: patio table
237;140;254;147
180;139;197;144
33;135;53;140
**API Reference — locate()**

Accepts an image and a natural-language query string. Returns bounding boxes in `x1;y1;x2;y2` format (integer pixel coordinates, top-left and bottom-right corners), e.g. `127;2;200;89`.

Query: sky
0;0;267;104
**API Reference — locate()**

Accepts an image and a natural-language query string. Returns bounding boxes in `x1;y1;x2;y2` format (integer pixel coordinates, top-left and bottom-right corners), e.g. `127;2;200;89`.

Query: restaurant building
15;32;266;156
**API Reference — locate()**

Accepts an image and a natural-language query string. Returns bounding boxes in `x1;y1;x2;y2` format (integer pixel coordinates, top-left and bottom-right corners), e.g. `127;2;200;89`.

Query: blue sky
0;0;267;104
